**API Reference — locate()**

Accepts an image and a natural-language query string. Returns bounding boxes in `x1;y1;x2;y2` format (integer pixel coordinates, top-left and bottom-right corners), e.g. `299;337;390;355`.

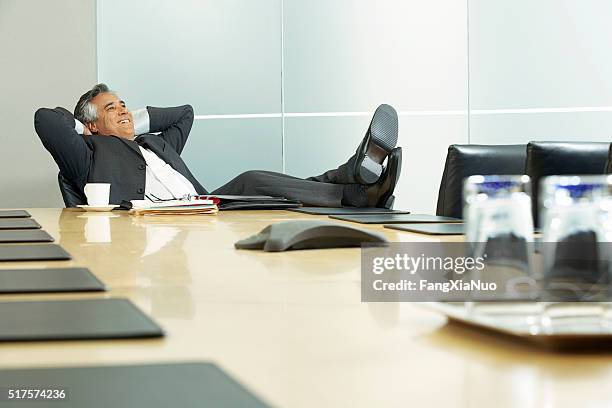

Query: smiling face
86;92;135;139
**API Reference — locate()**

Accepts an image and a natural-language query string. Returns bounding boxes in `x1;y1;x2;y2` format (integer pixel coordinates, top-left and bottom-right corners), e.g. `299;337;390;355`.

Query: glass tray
424;301;612;350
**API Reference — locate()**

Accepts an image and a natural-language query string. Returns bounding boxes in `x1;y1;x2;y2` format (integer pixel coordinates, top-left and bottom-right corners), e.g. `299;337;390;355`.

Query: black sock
341;184;368;207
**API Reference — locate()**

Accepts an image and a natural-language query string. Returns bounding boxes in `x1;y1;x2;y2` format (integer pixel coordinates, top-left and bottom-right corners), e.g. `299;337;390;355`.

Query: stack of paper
129;198;218;216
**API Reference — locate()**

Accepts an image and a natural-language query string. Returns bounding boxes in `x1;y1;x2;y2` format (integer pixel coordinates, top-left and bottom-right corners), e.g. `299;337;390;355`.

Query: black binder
385;223;465;235
0;298;163;341
0;362;270;407
0;218;41;230
0;210;30;218
0;230;54;243
122;195;302;211
330;214;462;224
290;207;410;215
0;244;71;262
0;268;106;293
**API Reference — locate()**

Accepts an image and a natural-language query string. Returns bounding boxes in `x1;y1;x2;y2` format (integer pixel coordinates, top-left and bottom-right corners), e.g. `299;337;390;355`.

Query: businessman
35;84;401;207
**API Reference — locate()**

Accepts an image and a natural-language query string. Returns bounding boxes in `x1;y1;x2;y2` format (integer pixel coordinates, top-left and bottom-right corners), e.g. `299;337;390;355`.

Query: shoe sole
357;104;399;184
369;104;399;153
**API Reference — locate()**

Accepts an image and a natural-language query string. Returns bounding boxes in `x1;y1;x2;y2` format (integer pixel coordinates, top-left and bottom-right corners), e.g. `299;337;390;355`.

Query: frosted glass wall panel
283;0;469;211
0;0;96;207
283;0;468;112
469;0;612;110
97;0;281;114
285;115;468;213
284;116;371;180
182;119;282;192
470;112;612;145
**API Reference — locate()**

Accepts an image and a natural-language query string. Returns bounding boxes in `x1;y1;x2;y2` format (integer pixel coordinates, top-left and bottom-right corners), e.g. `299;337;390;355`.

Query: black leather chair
606;143;612;174
436;144;527;219
525;141;610;227
58;173;87;207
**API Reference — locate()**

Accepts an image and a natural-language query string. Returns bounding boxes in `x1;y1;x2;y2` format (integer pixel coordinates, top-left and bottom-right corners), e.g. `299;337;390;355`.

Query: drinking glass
463;175;535;300
540;175;612;301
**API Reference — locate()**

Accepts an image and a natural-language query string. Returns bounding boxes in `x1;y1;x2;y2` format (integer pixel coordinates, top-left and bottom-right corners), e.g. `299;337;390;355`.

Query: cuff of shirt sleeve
74;119;85;134
132;108;150;135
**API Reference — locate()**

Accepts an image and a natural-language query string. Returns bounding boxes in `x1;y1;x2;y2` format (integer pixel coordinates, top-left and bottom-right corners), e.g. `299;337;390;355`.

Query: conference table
0;208;611;407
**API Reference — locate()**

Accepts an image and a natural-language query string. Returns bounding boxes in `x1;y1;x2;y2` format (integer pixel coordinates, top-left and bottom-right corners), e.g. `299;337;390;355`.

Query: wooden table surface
0;208;611;408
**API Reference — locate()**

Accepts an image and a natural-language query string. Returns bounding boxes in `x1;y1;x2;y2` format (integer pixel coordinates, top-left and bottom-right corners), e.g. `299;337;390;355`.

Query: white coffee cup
84;183;111;206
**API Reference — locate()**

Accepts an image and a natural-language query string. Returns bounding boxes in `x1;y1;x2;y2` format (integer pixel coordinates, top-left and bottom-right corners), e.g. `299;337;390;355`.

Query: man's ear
86;122;98;135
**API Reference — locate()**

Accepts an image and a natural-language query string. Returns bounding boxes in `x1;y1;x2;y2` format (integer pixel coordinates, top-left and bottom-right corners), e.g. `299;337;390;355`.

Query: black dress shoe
366;147;402;208
353;104;399;184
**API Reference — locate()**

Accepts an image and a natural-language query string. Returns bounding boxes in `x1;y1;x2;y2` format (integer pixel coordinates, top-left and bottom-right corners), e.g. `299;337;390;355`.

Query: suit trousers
211;155;360;207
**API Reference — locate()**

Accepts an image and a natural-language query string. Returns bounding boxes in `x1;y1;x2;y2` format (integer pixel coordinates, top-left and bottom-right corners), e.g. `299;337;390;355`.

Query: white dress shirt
138;146;197;200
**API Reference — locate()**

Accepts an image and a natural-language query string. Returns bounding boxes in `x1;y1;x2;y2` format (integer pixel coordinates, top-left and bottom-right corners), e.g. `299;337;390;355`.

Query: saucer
77;205;119;212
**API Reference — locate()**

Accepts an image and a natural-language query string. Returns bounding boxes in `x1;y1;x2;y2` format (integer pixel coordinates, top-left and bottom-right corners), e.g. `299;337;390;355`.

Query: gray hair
74;83;111;124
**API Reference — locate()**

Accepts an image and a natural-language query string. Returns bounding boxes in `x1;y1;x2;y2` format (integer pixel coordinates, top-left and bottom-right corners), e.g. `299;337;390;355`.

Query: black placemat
0;244;70;261
0;362;270;407
0;230;54;243
0;268;105;293
0;298;163;341
385;223;465;235
0;210;30;218
290;207;410;215
0;219;41;230
331;214;462;224
221;201;301;210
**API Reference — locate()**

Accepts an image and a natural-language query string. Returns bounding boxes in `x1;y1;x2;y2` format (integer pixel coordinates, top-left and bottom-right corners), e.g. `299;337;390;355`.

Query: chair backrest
606;143;612;174
58;173;87;207
525;141;610;227
436;144;527;219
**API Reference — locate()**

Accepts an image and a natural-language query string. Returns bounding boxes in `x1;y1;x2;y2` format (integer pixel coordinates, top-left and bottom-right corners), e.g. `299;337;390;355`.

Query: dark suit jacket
35;105;207;205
